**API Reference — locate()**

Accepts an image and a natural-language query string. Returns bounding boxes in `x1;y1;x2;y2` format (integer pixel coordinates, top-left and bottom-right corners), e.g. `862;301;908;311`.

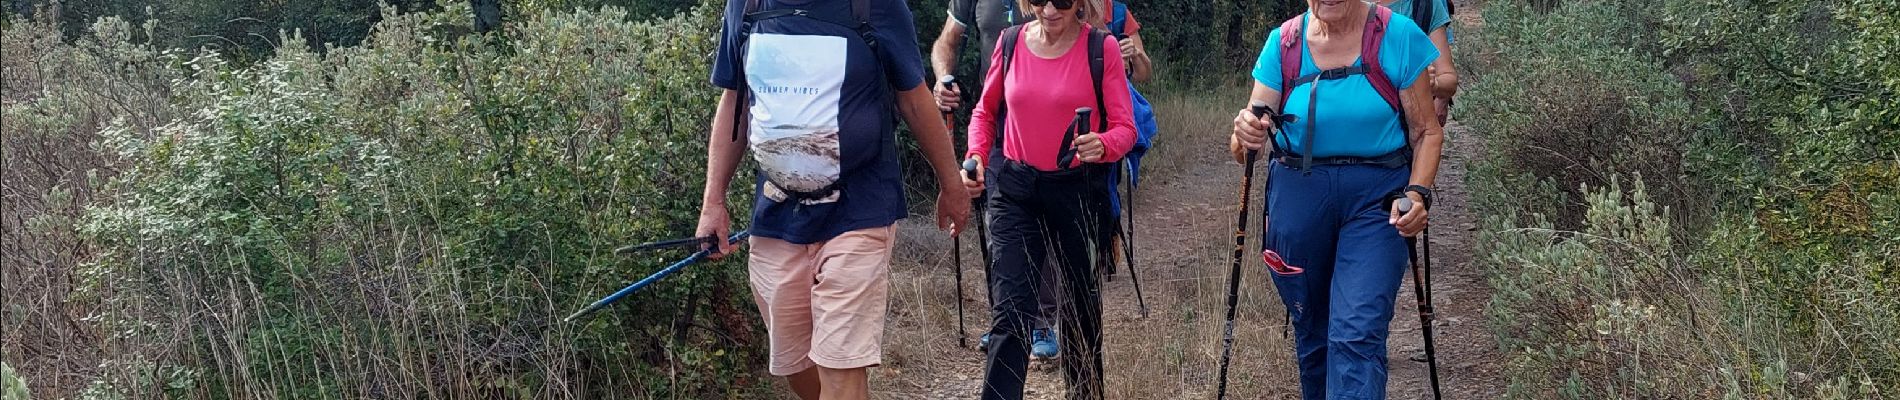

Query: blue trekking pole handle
564;230;751;323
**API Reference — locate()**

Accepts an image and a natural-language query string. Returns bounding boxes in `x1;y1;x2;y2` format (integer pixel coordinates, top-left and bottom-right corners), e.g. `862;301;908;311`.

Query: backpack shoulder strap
730;0;769;142
852;0;880;50
1362;5;1402;114
1410;0;1434;32
1109;2;1129;37
1277;14;1305;107
1089;28;1108;132
1362;5;1413;156
994;24;1025;145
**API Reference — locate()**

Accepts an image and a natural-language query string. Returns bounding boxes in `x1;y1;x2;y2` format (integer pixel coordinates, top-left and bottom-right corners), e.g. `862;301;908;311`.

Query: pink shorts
747;225;895;376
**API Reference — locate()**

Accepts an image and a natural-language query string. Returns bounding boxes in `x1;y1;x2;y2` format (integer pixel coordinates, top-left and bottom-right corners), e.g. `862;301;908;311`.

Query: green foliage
1;362;26;400
1456;0;1701;232
1465;0;1900;397
9;0;441;62
57;2;771;398
1133;0;1305;88
1482;179;1719;398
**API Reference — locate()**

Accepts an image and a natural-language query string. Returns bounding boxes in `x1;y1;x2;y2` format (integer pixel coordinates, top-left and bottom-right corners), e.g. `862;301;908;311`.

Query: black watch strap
1404;185;1434;210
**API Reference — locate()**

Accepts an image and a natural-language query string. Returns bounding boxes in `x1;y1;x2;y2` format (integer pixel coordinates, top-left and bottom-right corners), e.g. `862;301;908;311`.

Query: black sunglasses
1028;0;1076;10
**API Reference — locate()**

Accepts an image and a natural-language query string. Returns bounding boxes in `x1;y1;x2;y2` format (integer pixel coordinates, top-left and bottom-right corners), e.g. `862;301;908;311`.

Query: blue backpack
1103;1;1158;186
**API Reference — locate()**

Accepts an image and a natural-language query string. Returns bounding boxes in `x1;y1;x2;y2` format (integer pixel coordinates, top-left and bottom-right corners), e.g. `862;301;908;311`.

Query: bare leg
818;366;870;400
787;366;822;400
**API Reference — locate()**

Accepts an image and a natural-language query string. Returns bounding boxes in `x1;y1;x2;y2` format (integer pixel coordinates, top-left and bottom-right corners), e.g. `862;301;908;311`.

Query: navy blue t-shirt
711;0;927;244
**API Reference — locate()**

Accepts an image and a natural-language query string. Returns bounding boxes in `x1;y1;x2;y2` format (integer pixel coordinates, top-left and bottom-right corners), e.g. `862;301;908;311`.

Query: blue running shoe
1031;328;1059;359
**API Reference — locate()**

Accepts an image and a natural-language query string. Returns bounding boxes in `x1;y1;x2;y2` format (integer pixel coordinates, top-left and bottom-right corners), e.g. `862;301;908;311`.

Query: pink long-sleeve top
967;24;1137;172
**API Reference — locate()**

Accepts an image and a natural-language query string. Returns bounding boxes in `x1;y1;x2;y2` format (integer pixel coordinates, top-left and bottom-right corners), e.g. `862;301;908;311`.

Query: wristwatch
1404;185;1434;210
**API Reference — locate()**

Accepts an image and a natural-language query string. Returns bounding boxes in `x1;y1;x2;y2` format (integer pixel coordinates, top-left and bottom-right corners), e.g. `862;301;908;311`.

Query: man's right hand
694;206;736;259
936;81;962;112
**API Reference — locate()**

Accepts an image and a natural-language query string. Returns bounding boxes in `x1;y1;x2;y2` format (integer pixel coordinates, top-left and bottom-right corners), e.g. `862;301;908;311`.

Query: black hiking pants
981;161;1107;400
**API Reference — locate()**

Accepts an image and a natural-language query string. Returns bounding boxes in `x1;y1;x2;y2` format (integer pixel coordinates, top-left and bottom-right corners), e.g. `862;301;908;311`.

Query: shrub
67;3;771;398
1465;0;1899;397
1456;0;1703;232
1;362;26;400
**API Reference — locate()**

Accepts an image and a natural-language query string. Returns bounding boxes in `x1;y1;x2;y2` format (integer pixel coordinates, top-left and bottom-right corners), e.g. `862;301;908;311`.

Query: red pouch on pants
1262;249;1304;275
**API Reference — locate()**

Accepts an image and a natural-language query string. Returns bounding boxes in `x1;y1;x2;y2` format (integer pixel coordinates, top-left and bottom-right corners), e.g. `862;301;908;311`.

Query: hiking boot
1031;328;1059;359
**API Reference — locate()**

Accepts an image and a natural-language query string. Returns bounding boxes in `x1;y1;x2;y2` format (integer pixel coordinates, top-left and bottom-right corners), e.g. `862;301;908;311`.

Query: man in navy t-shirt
696;0;970;397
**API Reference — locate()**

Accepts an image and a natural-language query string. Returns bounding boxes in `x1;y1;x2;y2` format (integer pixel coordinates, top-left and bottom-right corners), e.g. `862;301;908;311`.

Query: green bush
68;3;773;398
1465;0;1899;397
2;362;26;400
1456;0;1702;232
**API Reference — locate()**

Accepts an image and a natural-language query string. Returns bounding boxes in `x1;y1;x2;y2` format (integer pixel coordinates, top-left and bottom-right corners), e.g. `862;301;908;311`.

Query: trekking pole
1396;198;1444;400
565;231;751;322
613;235;718;254
1058;107;1091;169
973;156;995;312
942;74;969;348
1121;160;1149;318
1216;102;1273;400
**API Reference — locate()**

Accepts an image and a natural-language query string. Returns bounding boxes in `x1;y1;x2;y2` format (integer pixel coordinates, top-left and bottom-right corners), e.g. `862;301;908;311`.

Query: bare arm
895;83;973;232
1392;67;1444;236
1121;32;1153;83
696;89;749;257
931;18;968;110
1427;27;1458;99
931;18;967;83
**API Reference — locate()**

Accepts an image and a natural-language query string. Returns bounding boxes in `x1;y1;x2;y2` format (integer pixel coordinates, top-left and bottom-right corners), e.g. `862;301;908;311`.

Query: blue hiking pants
1262;161;1411;400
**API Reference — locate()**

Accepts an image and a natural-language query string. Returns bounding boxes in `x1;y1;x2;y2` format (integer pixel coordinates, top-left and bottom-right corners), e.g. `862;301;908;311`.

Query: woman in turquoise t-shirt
1228;0;1445;399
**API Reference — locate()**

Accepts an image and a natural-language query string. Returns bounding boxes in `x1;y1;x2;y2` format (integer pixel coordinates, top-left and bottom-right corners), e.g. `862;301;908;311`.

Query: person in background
1090;0;1158;281
1378;0;1459;124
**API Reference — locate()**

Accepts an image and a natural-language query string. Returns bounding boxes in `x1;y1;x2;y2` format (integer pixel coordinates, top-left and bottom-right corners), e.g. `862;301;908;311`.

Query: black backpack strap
730;0;767;143
1411;0;1434;32
995;24;1024;148
1089;29;1108;133
852;0;870;26
851;0;878;52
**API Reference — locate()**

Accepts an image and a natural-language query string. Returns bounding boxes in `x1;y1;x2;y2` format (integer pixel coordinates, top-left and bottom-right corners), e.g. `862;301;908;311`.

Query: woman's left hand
1390;191;1429;237
1074;133;1107;163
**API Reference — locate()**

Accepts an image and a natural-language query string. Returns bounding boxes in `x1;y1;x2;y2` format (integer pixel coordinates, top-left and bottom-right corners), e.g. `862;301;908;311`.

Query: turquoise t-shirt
1249;12;1439;159
1384;0;1452;33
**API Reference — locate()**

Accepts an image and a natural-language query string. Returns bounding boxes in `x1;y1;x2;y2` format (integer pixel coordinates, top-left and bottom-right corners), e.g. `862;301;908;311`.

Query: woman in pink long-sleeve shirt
956;0;1135;398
